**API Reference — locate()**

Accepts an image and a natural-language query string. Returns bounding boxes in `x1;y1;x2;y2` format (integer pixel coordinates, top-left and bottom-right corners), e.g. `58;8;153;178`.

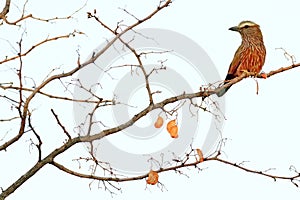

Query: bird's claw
259;72;268;79
241;70;252;76
241;70;258;77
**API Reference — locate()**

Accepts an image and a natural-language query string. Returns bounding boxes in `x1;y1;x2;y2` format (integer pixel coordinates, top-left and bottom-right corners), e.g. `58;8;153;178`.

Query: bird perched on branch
216;20;266;97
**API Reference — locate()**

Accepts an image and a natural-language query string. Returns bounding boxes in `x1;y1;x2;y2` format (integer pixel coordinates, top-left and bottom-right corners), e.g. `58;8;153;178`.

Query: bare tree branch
0;31;85;65
50;109;72;140
1;0;300;199
0;0;86;25
0;0;11;19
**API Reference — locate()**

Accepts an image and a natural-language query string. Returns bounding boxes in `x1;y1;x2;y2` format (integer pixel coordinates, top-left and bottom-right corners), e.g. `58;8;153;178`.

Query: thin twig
50;109;72;140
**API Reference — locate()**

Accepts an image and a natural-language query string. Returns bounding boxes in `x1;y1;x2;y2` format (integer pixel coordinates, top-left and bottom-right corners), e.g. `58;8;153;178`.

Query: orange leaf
154;116;164;128
166;119;176;132
196;148;204;162
146;170;159;185
168;125;178;138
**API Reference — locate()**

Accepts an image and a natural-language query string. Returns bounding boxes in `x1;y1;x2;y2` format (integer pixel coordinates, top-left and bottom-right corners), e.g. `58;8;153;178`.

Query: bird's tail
216;85;232;97
216;74;234;97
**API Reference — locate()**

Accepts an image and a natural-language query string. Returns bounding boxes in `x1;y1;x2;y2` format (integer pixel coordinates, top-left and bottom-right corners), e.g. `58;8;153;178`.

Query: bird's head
229;21;263;40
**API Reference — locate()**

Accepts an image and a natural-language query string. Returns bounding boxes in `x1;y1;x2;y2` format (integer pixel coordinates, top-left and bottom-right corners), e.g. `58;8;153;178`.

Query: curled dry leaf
146;170;159;185
169;125;178;138
154;116;164;128
166;119;178;138
166;119;176;132
196;148;204;162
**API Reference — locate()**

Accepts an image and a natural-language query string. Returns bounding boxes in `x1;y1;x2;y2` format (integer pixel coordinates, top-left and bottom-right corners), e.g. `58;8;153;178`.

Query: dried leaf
154;116;164;128
169;125;178;138
166;120;178;138
146;170;159;185
166;119;176;132
196;148;204;162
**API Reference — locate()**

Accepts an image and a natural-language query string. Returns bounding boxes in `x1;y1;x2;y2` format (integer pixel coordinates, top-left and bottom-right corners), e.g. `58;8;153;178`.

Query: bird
216;20;266;97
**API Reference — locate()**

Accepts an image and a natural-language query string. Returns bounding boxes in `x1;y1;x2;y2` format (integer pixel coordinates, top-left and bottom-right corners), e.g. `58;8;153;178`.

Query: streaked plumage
217;21;266;97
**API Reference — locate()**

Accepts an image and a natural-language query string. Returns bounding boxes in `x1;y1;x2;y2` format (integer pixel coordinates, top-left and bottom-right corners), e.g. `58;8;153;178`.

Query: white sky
1;0;300;199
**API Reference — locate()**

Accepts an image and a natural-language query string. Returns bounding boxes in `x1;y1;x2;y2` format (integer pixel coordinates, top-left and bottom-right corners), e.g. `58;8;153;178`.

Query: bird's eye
244;25;250;28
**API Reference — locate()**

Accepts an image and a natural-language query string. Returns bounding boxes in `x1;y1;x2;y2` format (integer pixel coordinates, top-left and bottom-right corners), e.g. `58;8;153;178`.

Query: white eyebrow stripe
239;21;256;28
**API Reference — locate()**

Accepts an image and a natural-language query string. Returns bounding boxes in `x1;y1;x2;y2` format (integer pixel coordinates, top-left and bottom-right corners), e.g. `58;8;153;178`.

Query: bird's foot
259;71;268;79
240;70;253;77
240;70;263;78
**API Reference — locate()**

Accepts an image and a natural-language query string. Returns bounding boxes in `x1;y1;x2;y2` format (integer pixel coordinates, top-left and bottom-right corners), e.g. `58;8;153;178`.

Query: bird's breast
237;44;266;76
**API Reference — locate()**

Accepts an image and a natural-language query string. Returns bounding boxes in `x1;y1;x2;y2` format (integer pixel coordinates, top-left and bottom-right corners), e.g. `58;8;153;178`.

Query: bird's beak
229;26;239;32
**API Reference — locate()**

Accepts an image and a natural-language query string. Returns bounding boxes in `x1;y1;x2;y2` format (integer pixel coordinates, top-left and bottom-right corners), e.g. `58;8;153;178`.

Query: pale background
1;0;300;199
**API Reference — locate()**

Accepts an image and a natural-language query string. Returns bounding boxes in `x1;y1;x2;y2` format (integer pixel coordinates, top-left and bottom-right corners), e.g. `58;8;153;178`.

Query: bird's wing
225;46;242;80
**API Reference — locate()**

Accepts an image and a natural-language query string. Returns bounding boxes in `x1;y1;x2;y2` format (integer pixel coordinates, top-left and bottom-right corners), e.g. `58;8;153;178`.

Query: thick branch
0;0;10;19
214;62;300;95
